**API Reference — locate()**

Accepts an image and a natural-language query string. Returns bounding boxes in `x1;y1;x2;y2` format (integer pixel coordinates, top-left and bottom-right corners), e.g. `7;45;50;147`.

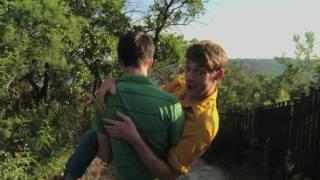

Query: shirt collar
118;75;155;86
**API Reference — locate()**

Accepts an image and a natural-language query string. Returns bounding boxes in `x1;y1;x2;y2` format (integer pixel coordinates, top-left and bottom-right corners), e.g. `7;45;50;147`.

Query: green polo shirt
93;75;185;180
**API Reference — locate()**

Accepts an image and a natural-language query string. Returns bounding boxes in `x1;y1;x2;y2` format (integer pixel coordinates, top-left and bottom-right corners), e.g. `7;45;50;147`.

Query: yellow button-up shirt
161;74;219;174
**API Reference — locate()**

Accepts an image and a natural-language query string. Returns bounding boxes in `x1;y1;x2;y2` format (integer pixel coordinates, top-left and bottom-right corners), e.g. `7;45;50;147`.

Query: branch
168;22;190;26
6;75;17;94
123;9;146;15
168;0;189;16
153;0;175;41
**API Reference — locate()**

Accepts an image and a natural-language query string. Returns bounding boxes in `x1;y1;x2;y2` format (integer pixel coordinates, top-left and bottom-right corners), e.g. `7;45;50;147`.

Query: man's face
184;60;218;100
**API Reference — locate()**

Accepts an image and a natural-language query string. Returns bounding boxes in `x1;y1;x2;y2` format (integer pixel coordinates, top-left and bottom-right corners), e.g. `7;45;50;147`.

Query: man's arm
127;130;180;180
104;111;181;180
96;78;117;113
92;98;113;163
97;133;112;163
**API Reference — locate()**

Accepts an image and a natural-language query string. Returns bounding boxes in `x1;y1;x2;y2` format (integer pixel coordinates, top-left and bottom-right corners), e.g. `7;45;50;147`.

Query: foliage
0;0;84;116
275;32;320;97
150;33;187;85
0;99;93;178
218;61;261;108
155;33;186;62
315;61;320;85
0;147;34;180
0;0;206;177
65;0;130;94
219;32;320;108
140;0;208;59
0;0;319;178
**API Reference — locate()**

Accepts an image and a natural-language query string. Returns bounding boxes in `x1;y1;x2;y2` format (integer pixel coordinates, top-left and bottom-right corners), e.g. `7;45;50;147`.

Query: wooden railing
216;88;320;180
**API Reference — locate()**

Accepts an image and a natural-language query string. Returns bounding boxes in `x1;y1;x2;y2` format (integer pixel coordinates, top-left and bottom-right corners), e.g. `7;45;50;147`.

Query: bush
0;147;34;180
0;96;93;178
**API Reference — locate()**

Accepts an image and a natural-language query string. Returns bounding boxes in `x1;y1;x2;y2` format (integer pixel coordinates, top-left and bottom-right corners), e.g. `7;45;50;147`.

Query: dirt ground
79;158;116;180
77;156;261;180
78;158;226;180
178;159;227;180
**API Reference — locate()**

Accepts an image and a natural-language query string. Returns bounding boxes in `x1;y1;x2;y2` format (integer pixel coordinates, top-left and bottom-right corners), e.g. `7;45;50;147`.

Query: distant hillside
229;59;285;76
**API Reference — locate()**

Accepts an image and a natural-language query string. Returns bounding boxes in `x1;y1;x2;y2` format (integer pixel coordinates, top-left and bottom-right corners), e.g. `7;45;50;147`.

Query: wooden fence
219;107;254;135
255;88;320;179
207;107;255;163
217;88;320;180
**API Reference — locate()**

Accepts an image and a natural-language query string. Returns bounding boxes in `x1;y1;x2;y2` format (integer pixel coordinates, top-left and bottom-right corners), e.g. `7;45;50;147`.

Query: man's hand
96;78;117;114
103;111;141;144
104;112;180;180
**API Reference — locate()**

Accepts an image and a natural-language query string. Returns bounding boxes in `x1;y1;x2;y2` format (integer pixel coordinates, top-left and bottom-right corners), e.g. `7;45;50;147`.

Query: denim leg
64;129;98;179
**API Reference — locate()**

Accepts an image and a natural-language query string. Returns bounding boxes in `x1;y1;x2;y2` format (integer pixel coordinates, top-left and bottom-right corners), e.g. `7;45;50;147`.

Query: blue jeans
64;129;98;179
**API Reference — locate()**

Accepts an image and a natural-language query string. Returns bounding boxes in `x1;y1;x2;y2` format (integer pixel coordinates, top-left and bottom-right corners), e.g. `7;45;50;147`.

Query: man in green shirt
91;31;184;180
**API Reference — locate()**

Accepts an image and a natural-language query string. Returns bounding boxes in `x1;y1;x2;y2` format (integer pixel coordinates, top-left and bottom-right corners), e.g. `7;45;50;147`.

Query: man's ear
147;58;154;69
213;68;224;80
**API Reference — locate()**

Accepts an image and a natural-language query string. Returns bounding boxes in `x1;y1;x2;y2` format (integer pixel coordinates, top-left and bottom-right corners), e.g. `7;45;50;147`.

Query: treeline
219;33;320;108
0;0;319;179
0;0;207;178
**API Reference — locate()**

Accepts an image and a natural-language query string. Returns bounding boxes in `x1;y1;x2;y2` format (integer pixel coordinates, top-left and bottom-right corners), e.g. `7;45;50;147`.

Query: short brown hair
185;40;228;71
117;31;154;67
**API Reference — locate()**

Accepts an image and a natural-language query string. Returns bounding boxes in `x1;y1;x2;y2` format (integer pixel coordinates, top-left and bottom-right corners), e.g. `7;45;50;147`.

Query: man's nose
185;71;194;81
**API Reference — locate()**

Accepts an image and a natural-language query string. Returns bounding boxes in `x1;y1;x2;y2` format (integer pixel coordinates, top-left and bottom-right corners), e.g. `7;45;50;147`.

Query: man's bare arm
129;133;180;180
96;78;117;113
104;111;180;180
97;133;112;163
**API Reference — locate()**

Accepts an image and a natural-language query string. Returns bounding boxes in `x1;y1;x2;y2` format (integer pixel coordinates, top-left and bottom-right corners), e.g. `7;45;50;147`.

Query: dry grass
79;158;116;180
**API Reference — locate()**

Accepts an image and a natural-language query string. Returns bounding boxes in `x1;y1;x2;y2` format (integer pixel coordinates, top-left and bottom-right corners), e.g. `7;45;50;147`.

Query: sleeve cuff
168;149;190;175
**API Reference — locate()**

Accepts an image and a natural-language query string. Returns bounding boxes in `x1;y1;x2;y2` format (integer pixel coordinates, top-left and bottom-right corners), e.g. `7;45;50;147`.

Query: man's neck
122;66;148;77
185;84;217;102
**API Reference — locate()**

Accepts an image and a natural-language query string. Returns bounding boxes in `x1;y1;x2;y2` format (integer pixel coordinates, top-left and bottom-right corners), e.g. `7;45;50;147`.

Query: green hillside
229;59;285;76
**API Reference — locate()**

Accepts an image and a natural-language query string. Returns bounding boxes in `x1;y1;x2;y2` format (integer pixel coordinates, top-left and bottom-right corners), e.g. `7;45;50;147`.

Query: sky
130;0;320;59
174;0;320;58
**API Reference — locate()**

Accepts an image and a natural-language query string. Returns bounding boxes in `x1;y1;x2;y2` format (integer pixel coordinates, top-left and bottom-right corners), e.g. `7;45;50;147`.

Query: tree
156;33;186;62
65;0;130;95
275;32;319;97
217;60;291;108
0;1;90;178
0;0;213;178
218;61;261;108
150;33;187;84
315;61;320;85
141;0;208;60
0;0;82;111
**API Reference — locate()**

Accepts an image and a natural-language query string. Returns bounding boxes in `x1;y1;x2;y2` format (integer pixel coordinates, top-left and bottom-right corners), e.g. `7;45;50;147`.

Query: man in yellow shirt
102;40;227;179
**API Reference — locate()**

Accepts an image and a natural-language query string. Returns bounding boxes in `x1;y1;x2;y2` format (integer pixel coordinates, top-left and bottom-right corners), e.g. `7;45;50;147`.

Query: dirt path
79;158;116;180
80;158;227;180
179;159;227;180
79;156;261;180
78;158;239;180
